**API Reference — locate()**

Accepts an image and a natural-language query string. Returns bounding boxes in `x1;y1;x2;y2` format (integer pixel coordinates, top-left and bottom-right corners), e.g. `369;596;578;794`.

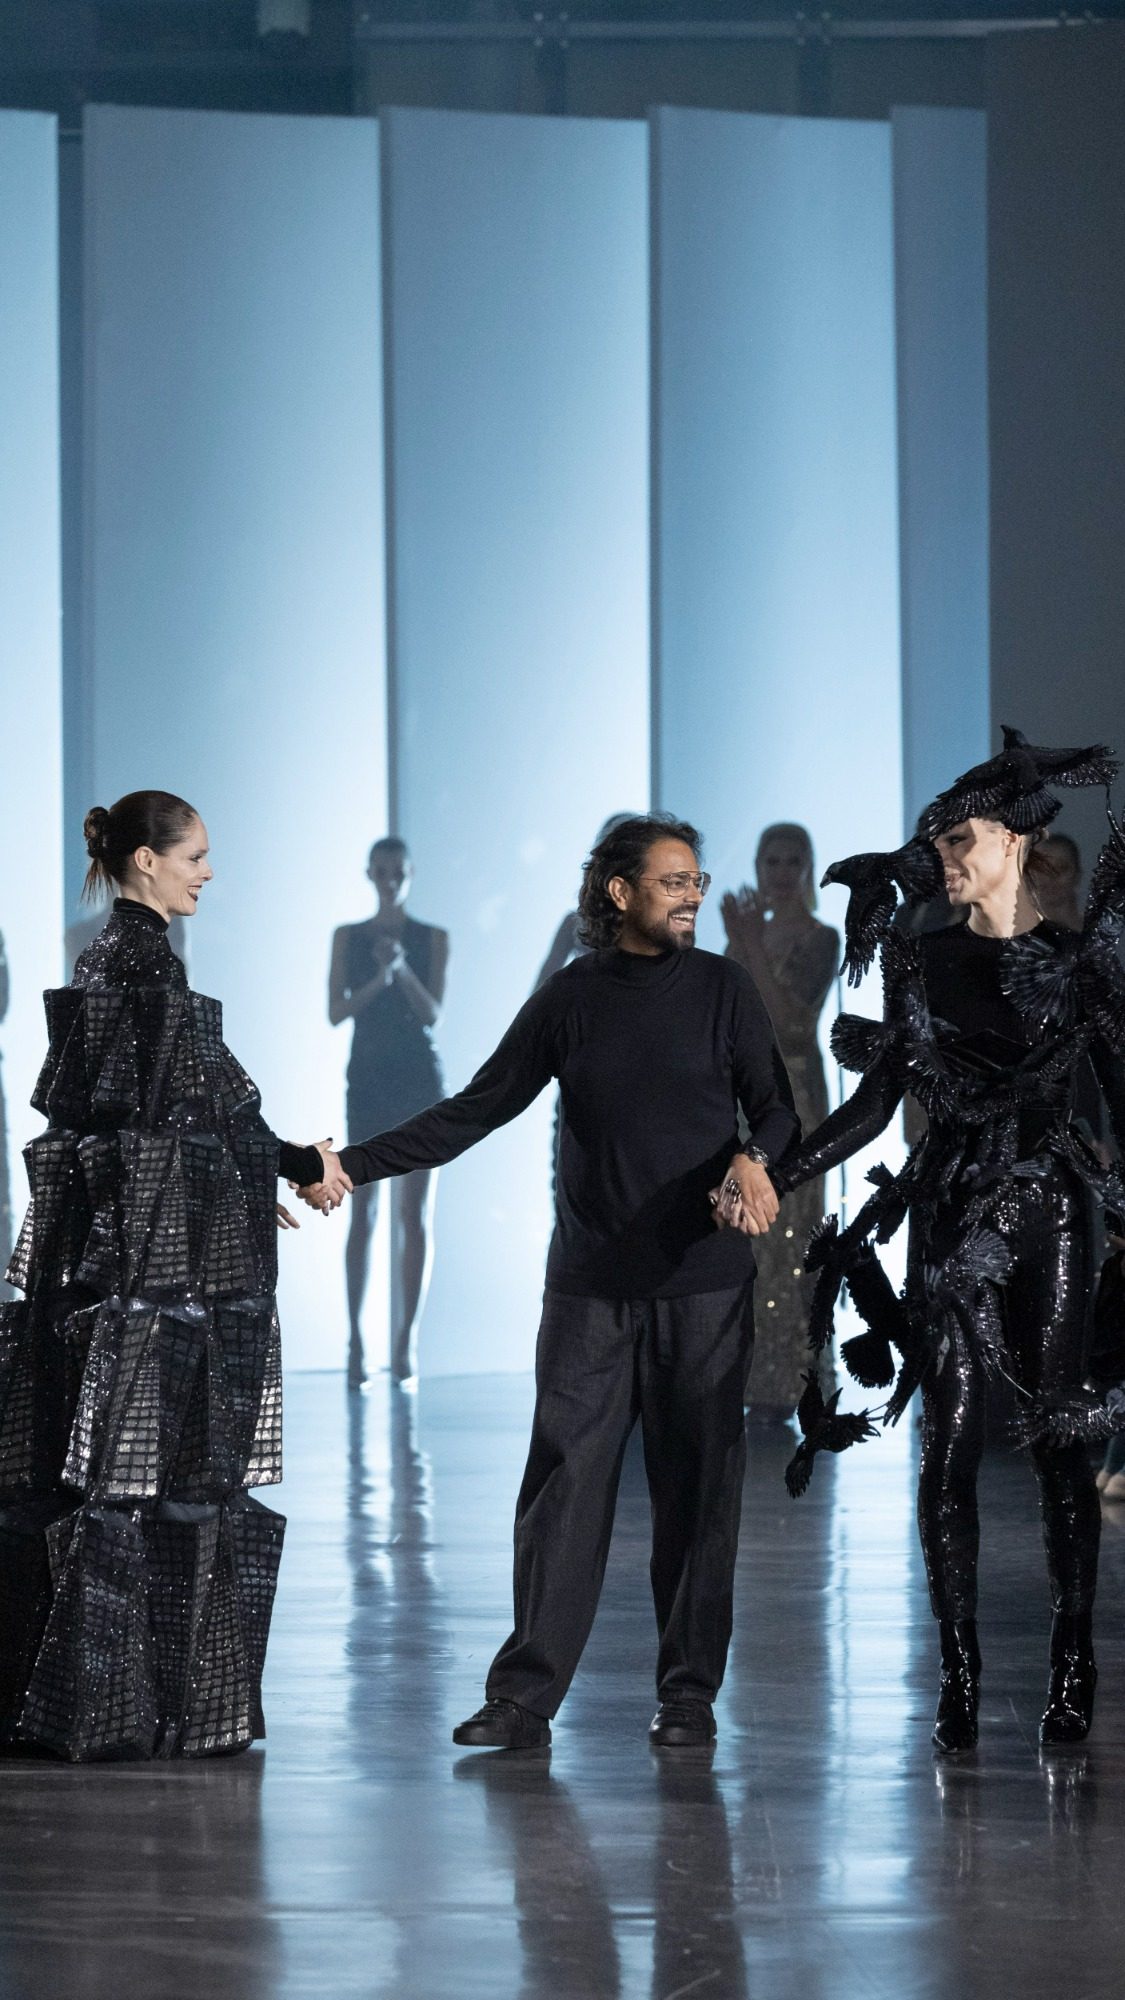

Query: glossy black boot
932;1619;980;1753
1040;1610;1097;1747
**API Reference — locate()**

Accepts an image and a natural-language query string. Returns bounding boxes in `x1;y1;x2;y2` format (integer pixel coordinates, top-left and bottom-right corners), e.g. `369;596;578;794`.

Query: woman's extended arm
773;1056;905;1193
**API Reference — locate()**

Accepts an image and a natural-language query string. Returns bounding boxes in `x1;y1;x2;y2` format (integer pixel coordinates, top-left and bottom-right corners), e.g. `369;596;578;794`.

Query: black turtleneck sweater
339;945;799;1299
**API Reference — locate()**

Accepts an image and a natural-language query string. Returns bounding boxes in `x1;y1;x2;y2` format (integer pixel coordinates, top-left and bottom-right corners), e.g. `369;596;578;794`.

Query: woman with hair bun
0;790;348;1761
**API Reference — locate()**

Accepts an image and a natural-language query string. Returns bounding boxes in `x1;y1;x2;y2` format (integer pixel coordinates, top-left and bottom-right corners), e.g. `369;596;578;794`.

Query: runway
2;1370;1125;1999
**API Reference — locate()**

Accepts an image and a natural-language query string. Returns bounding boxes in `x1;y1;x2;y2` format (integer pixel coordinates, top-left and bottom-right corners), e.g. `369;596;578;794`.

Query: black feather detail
830;1014;888;1075
841;1329;896;1389
821;840;942;986
1012;1387;1119;1451
784;1371;879;1497
916;726;1119;842
803;1215;846;1353
999;930;1080;1033
804;1215;840;1272
1084;804;1125;935
845;1242;910;1347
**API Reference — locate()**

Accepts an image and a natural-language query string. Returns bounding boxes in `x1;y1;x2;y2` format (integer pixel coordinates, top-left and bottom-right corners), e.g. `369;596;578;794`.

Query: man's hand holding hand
708;1153;779;1237
290;1138;354;1216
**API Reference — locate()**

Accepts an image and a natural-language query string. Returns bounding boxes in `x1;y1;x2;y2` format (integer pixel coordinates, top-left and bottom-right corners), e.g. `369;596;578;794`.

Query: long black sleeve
340;990;556;1186
773;1057;904;1193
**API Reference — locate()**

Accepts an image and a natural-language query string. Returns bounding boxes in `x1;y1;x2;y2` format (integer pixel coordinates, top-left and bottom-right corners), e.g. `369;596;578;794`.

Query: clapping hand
290;1138;354;1216
722;885;768;952
372;933;406;983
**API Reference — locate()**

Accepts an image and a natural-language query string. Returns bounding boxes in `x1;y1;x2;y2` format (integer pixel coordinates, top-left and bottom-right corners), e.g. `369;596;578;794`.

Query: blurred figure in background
722;823;839;1418
329;838;448;1389
532;812;640;991
1035;832;1084;930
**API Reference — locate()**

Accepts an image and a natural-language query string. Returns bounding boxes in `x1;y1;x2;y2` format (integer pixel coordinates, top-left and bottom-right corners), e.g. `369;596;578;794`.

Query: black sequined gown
0;901;299;1760
777;916;1125;1626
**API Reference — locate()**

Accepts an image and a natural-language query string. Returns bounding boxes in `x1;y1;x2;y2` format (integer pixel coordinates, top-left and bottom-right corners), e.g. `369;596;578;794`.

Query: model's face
933;818;1019;906
757;839;809;908
130;816;213;918
612;837;704;953
369;850;411;910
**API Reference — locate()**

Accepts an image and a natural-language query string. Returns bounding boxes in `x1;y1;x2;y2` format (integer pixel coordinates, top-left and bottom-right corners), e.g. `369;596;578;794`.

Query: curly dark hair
576;813;703;950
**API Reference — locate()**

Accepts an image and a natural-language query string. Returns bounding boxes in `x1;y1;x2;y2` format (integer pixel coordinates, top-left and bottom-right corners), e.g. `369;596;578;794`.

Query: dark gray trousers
486;1283;754;1718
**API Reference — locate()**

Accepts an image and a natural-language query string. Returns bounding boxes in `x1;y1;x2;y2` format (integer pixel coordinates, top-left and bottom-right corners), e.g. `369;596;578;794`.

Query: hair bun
83;805;110;860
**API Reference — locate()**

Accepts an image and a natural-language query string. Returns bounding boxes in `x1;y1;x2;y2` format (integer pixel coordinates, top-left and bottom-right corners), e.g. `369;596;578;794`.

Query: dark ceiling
1;0;1118;123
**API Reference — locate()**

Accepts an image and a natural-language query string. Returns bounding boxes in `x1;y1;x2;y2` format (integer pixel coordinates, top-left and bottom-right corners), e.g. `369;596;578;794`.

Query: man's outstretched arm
332;992;557;1188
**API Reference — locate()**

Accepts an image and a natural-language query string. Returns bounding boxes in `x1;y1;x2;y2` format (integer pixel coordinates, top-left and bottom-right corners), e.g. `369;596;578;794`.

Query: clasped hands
708;1154;779;1237
284;1139;354;1221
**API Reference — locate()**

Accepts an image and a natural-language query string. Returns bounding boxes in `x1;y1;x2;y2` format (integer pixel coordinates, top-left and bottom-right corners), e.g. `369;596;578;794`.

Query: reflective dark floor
3;1372;1125;1998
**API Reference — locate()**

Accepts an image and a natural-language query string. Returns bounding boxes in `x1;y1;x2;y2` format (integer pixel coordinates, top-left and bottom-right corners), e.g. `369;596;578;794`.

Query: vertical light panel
84;106;387;1370
0;114;63;1277
893;107;989;833
651;107;903;937
383;107;649;1375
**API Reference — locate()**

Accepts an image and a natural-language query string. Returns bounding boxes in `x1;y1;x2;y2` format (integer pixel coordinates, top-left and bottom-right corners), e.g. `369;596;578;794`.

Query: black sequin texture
778;811;1125;1641
0;902;286;1759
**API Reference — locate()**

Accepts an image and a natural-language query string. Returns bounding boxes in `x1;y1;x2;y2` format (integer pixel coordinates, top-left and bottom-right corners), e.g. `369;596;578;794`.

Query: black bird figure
784;1372;878;1498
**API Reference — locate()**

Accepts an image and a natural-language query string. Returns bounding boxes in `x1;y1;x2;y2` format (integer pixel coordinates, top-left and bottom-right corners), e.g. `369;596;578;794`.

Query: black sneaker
648;1699;716;1748
452;1698;551;1749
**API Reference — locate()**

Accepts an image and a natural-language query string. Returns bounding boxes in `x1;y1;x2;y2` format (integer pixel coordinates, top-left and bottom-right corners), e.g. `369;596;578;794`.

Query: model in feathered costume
714;729;1125;1753
0;791;347;1759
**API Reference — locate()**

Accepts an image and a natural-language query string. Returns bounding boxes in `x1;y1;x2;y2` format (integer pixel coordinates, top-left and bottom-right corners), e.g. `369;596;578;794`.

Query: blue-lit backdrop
382;108;650;1375
0;100;1000;1370
0;113;63;1282
81;106;389;1370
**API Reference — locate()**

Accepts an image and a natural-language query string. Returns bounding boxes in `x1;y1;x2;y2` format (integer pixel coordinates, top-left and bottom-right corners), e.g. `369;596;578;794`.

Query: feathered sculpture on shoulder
821;726;1119;986
821;840;941;986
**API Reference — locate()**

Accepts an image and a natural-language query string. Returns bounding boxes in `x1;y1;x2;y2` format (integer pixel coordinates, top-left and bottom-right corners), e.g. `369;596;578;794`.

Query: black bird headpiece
823;726;1119;982
914;725;1118;842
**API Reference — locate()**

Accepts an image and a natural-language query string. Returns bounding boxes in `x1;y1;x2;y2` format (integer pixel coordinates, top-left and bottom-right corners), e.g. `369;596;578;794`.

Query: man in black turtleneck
322;814;798;1748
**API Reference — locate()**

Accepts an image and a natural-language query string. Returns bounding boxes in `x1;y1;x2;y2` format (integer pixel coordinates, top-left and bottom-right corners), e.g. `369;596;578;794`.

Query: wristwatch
740;1145;770;1168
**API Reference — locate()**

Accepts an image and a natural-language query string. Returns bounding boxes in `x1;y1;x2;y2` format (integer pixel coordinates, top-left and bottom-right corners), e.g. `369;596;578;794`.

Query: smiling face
368;844;412;914
757;836;811;911
610;836;704;954
933;818;1021;907
125;815;213;919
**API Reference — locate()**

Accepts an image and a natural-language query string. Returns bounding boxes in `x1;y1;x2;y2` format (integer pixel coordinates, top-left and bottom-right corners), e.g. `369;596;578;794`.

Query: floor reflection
651;1751;747;2000
345;1380;447;1757
456;1752;621;1999
0;1755;279;2000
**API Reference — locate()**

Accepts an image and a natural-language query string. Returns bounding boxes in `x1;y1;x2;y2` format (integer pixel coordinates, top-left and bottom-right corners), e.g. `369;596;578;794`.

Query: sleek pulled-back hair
576;812;703;950
82;790;199;903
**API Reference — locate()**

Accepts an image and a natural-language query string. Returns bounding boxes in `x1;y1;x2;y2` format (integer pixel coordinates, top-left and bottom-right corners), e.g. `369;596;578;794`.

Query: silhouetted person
329;838;448;1388
722;823;839;1416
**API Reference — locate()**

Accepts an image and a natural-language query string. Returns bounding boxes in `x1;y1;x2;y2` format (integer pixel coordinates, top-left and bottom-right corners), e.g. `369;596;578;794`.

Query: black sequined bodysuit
777;915;1125;1625
0;900;316;1759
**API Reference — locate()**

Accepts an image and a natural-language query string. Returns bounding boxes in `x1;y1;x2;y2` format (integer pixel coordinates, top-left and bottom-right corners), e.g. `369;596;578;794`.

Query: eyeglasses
640;872;711;898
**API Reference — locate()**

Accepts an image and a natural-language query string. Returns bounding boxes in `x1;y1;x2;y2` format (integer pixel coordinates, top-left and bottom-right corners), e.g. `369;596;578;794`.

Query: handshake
285;1139;354;1220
